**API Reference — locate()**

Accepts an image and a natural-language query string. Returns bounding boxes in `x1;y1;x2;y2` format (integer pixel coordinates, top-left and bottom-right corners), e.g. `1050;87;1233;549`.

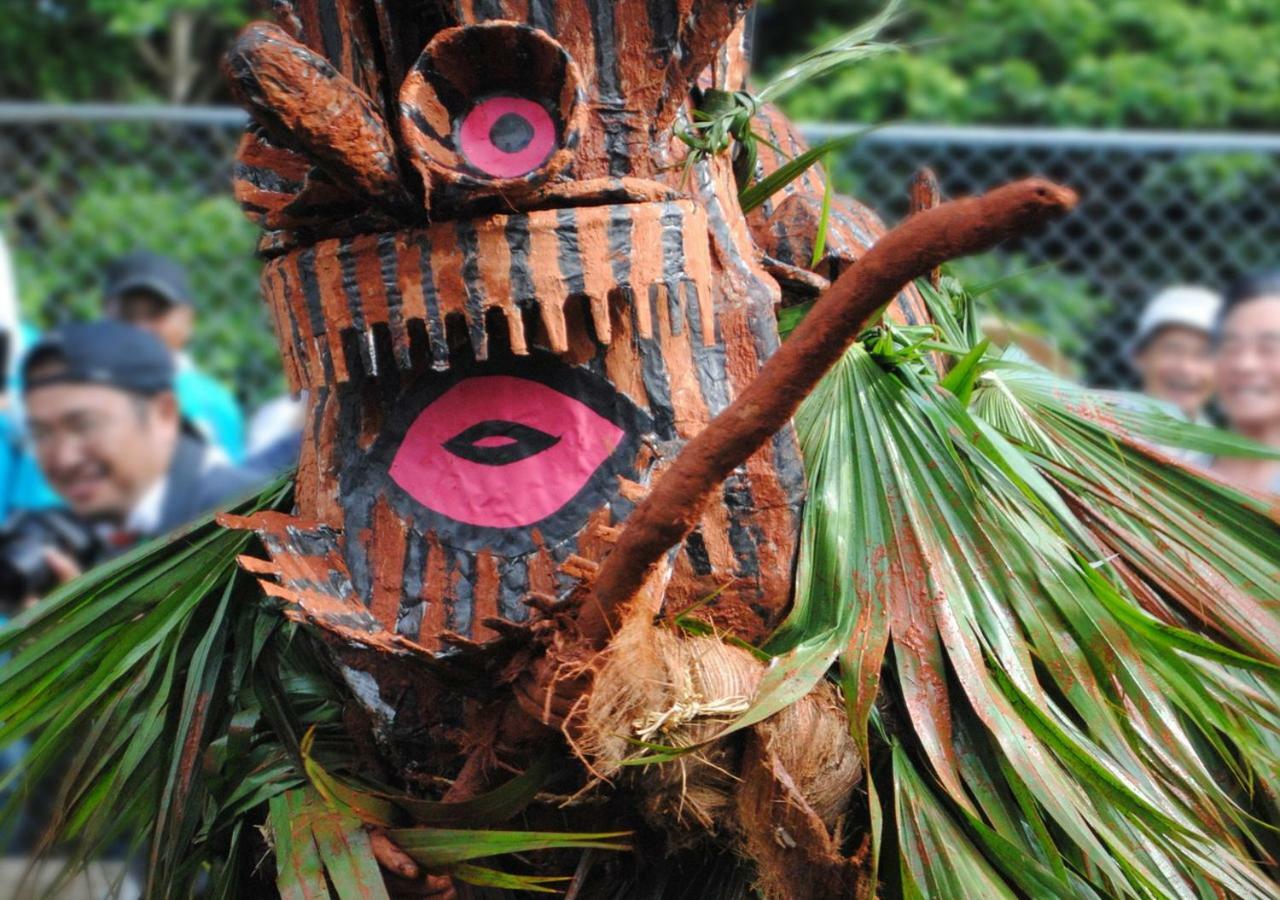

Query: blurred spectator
1211;272;1280;495
0;237;59;519
1;321;260;603
1129;285;1221;422
245;392;305;477
102;251;246;463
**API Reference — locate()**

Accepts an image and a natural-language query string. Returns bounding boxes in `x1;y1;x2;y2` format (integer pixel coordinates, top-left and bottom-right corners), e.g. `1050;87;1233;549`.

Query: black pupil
489;112;535;154
443;420;560;467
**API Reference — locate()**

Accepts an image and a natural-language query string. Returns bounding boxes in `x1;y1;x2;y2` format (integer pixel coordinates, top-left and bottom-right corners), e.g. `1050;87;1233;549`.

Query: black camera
0;509;100;603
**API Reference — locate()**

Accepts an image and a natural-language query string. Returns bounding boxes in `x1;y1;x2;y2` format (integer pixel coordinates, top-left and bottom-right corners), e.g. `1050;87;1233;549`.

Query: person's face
108;291;194;352
1216;296;1280;435
25;382;180;521
1132;325;1215;419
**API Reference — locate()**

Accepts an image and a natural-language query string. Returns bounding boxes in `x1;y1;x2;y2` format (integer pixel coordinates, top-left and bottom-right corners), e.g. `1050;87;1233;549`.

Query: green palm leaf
784;281;1280;897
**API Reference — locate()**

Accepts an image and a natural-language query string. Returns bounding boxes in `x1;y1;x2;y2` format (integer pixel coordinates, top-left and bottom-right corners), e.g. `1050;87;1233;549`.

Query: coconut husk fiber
546;589;862;897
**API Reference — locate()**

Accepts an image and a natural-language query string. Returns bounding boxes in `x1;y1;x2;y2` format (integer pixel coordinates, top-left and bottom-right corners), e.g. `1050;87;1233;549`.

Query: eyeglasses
25;412;119;454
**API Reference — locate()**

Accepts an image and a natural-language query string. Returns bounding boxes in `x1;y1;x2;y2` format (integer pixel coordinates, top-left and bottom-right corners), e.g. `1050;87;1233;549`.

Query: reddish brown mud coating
220;4;1090;897
224;23;414;215
583;179;1079;644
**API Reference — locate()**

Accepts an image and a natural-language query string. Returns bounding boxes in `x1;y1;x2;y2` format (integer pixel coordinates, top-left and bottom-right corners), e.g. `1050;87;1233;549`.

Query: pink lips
389;375;625;529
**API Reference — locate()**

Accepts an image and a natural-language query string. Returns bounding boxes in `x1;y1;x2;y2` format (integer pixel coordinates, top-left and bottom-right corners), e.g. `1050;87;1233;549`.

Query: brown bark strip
370;496;407;629
223;23;414;216
908;167;943;288
581;179;1078;646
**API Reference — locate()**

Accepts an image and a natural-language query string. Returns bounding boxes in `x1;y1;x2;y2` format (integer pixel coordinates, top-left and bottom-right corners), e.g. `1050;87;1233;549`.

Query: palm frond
758;0;903;104
781;280;1280;896
738;128;873;213
0;475;344;897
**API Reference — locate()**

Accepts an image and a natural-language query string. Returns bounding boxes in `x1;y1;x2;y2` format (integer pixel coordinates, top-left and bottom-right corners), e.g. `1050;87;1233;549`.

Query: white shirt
124;474;169;536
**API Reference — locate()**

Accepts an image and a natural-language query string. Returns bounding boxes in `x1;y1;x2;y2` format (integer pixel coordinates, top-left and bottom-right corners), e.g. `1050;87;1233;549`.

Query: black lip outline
441;419;561;466
341;352;654;558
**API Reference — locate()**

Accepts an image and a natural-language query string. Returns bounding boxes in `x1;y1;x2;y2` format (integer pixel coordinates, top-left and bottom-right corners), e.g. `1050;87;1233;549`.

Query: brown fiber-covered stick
579;179;1078;646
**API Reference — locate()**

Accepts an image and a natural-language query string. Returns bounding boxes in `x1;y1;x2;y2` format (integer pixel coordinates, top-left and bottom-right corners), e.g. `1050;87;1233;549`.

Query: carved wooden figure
222;3;1073;895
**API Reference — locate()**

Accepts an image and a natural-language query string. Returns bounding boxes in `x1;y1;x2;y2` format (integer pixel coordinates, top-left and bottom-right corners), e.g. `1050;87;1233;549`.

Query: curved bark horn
577;178;1079;647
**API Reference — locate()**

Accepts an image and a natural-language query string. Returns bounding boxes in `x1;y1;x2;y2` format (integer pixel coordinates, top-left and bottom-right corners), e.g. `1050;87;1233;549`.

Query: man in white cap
1129;285;1222;422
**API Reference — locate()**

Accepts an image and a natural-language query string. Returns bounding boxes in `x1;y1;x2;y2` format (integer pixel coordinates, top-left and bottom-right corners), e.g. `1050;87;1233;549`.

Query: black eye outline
442;420;560;466
340;353;655;558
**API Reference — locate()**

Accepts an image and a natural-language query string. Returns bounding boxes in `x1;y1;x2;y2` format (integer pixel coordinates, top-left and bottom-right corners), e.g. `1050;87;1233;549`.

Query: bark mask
225;2;813;656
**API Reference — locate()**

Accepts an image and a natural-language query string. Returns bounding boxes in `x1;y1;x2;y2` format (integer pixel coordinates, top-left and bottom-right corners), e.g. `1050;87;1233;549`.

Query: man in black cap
20;320;260;574
102;250;247;464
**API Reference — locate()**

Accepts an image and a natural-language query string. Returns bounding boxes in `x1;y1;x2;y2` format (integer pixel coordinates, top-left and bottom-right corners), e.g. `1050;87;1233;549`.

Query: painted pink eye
389;376;625;529
457;96;557;179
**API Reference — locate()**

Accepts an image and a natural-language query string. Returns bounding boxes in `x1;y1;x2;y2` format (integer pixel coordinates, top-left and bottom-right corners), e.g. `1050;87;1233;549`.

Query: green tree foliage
755;0;1280;130
2;159;282;404
0;0;253;103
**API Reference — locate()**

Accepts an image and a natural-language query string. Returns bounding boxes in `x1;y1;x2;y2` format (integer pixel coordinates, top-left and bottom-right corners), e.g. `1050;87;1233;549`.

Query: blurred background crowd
0;0;1276;605
0;1;1276;894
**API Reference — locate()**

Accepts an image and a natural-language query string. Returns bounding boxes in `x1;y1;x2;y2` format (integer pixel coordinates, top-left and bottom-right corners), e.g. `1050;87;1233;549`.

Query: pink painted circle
457;96;558;179
388;376;624;529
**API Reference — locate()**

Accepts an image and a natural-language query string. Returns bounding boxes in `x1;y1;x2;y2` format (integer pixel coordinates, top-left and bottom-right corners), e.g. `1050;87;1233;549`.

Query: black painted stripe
474;0;506;19
310;385;328;453
606;204;633;288
498;556;530;622
635;283;677;439
648;0;677;53
377;232;411;368
316;0;345;73
683;279;731;416
893;288;920;326
830;206;878;252
403;104;449;146
415;233;451;368
455;220;489;360
505;214;537;306
659;202;687;332
343;498;373;608
445;547;475;639
233;161;304;195
528;0;556;34
275;264;310;386
770;426;808;524
683;530;714;576
693;158;755;286
297;246;336;384
555;207;587;297
588;0;631;175
723;472;762;581
601;109;633;178
398;530;428;638
338;237;374;375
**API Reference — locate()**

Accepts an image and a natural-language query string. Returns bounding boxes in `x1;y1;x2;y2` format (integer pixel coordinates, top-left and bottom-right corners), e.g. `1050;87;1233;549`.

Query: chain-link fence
2;104;1278;403
0;105;275;403
820;123;1280;386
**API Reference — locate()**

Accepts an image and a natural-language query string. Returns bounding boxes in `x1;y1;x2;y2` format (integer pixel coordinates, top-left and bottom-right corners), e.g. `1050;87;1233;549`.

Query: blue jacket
176;360;246;465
